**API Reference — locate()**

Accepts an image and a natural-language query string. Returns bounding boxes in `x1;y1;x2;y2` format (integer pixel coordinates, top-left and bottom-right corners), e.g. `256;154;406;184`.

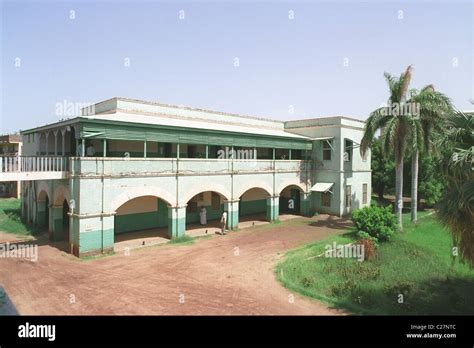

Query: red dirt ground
0;215;352;315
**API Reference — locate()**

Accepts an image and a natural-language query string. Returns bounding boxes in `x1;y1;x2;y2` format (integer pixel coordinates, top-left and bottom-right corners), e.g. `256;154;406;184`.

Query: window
323;140;332;160
344;139;353;161
345;185;352;208
362;184;368;204
321;192;331;207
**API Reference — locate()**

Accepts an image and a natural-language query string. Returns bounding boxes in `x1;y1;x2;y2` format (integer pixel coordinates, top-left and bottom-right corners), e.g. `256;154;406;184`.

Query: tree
436;111;474;267
406;86;453;223
361;65;413;230
371;138;395;200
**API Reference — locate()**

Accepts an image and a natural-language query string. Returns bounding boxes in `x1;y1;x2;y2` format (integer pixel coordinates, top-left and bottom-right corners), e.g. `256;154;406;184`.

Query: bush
352;206;396;243
357;231;379;246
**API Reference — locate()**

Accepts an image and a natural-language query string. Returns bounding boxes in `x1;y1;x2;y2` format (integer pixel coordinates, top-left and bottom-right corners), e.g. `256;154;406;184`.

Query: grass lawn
276;212;474;315
0;198;38;236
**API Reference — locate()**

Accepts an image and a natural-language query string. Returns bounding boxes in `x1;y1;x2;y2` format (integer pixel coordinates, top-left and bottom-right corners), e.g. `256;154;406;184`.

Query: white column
53;130;58;155
61;128;66;156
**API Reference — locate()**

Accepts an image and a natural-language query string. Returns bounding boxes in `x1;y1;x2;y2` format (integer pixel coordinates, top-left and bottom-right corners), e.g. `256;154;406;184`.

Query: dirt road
0;215;351;315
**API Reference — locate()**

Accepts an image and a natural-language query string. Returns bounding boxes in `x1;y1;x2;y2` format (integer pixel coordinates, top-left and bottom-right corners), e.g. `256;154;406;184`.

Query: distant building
0;134;22;198
4;97;371;257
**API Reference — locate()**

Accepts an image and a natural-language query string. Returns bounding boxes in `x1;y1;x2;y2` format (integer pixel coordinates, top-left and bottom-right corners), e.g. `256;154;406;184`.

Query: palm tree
436;110;474;266
406;86;453;223
361;65;413;230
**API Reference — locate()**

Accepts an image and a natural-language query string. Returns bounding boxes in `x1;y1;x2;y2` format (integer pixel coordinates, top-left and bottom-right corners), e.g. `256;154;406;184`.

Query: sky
0;0;473;133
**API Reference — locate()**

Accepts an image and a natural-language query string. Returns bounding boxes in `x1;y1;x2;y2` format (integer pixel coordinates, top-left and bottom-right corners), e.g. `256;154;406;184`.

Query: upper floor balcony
0;155;310;181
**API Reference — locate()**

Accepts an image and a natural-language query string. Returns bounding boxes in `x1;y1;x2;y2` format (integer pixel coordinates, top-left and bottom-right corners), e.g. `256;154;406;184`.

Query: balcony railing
0;155;309;179
72;157;309;176
0;156;69;173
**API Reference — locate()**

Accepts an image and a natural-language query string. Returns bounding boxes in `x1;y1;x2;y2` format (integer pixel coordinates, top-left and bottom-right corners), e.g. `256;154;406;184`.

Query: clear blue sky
1;0;472;133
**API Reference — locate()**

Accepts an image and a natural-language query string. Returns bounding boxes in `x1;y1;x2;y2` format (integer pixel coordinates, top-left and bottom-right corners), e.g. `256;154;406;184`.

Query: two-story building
8;97;371;257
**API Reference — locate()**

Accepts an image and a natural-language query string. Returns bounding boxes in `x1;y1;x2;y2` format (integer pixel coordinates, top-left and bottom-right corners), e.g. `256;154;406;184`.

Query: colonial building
2;97;371;257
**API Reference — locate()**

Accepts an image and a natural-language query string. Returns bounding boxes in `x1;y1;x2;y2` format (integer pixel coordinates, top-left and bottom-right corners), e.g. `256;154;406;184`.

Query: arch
36;181;50;201
181;184;231;205
109;186;175;212
53;185;71;206
277;181;307;195
234;182;273;199
37;190;49;201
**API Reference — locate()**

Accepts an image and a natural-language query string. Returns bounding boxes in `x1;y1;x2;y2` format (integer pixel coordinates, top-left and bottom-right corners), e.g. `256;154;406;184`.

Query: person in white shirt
220;211;227;235
86;143;96;157
199;206;207;225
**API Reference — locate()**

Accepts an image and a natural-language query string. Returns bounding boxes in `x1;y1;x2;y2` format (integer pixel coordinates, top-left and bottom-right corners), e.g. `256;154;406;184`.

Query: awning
310;182;334;193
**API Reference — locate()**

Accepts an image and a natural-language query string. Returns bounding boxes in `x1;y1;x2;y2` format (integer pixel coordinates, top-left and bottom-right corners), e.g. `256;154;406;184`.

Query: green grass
168;235;194;245
0;198;38;236
276;212;474;315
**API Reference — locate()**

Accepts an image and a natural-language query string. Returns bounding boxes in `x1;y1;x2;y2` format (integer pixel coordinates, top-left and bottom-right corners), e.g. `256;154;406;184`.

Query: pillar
61;129;66;156
36;200;47;227
50;205;63;241
144;141;147;158
168;205;186;239
102;139;107;157
70;214;114;257
266;195;279;222
300;192;311;217
205;145;209;159
224;200;239;230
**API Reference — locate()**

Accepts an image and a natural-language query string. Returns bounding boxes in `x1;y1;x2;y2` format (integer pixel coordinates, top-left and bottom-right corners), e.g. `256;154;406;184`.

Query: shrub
357;231;379;246
352;206;396;243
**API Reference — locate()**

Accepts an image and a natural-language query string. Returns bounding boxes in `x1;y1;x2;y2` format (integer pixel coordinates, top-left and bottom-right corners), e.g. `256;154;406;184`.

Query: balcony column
176;143;180;159
168;205;186;239
205;145;209;159
266;195;279;222
272;148;275;160
289;149;292;160
45;132;49;155
53;130;58;155
300;192;311;217
61;128;66;156
143;140;147;158
81;139;85;157
102;139;107;157
224;199;239;230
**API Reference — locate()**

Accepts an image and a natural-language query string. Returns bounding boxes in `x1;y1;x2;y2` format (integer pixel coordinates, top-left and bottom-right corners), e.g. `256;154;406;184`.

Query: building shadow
309;215;354;230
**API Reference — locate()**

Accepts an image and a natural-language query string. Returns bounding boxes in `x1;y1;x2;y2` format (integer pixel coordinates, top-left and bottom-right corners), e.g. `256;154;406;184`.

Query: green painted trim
79;228;114;253
79;119;312;150
266;199;279;222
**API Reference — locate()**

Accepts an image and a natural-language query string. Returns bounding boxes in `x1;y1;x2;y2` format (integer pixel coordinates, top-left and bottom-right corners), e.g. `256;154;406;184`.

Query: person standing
220;210;227;235
199;206;207;225
86;143;96;157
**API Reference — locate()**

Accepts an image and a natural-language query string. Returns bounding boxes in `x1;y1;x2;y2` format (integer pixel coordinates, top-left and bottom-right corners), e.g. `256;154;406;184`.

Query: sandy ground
0;215;352;315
